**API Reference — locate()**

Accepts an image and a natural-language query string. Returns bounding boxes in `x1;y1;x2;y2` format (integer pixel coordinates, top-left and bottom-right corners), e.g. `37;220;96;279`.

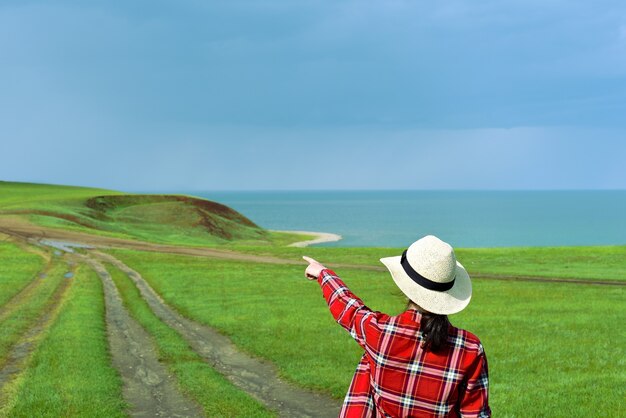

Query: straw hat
380;235;471;315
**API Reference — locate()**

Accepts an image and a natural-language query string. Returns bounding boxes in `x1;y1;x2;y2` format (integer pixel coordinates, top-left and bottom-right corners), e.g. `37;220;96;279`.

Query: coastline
273;230;343;247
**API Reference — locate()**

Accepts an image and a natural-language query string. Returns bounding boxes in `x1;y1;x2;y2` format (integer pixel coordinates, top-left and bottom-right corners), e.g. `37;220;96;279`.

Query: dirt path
1;232;53;263
0;258;73;394
0;257;55;323
0;219;296;265
1;218;623;286
96;251;343;418
0;233;52;318
77;255;203;418
470;272;626;286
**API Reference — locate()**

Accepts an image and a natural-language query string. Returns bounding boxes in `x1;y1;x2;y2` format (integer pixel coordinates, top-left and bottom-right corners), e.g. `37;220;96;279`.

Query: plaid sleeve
458;346;491;418
317;269;386;350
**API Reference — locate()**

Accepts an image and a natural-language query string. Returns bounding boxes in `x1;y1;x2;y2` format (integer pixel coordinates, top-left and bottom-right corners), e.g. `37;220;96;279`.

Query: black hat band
400;249;456;292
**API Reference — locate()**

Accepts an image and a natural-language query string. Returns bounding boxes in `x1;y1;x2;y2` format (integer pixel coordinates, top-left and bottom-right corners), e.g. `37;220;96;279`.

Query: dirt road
0;257;73;395
96;251;342;417
78;255;203;418
0;218;622;286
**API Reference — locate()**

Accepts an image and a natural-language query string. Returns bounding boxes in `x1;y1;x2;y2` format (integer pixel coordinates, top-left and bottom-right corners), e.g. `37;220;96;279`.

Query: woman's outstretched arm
303;256;388;350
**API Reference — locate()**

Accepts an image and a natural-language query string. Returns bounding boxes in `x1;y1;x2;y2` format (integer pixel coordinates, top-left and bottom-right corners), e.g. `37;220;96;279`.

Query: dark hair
407;300;450;352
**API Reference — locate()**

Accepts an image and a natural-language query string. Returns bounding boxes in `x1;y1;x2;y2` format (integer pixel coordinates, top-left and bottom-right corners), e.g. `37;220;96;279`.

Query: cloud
1;1;626;190
2;0;626;130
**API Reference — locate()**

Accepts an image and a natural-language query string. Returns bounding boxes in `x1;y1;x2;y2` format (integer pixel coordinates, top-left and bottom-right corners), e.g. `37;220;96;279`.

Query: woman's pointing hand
303;256;327;280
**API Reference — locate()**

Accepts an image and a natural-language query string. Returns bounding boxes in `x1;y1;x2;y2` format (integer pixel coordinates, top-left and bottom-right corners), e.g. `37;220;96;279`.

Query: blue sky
1;0;625;190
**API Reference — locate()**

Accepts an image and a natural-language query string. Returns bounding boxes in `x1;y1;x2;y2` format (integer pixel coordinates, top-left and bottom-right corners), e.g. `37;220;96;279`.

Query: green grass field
0;181;278;246
1;181;625;417
229;244;626;282
0;266;126;417
0;262;69;368
107;263;273;417
110;249;625;417
0;241;46;306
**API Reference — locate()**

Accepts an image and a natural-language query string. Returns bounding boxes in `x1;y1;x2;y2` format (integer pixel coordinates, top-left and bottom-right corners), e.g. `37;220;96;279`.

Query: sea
191;190;626;248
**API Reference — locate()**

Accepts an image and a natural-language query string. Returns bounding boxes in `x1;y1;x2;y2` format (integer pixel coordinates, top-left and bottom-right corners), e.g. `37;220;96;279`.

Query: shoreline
273;230;343;247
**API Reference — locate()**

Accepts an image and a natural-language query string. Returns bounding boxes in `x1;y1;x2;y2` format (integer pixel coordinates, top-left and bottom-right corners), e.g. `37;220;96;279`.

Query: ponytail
407;300;450;352
420;312;450;352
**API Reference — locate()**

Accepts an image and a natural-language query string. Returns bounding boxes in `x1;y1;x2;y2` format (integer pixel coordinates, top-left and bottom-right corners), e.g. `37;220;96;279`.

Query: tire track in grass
0;258;74;398
2;265;127;417
6;235;52;265
1;220;623;286
0;256;55;323
0;238;49;311
77;254;203;418
0;259;73;371
96;251;343;418
105;261;273;417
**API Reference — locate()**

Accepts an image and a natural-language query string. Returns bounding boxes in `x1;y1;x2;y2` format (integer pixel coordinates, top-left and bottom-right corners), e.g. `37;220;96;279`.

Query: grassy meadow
106;263;272;417
111;250;625;417
0;263;126;417
0;181;279;246
228;244;626;282
0;260;68;368
0;181;624;417
0;241;45;306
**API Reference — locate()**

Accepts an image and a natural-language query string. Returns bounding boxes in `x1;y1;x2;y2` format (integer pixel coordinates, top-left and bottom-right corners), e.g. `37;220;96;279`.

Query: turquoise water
193;191;626;248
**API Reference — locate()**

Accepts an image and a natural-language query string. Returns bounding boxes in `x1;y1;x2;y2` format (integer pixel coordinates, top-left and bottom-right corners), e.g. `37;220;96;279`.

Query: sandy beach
274;230;343;247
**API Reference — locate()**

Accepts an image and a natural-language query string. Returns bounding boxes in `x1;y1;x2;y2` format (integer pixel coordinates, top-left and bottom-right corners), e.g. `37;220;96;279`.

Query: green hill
0;181;271;246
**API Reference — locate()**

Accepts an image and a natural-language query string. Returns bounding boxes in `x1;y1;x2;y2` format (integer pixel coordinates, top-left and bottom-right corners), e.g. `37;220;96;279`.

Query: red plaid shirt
318;269;491;418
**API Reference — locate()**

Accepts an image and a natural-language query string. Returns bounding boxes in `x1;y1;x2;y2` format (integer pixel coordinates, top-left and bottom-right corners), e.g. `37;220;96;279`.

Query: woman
303;235;491;418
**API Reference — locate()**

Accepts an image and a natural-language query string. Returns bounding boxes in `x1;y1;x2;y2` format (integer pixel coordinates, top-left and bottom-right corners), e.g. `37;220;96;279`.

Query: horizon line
3;180;625;194
133;188;626;193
